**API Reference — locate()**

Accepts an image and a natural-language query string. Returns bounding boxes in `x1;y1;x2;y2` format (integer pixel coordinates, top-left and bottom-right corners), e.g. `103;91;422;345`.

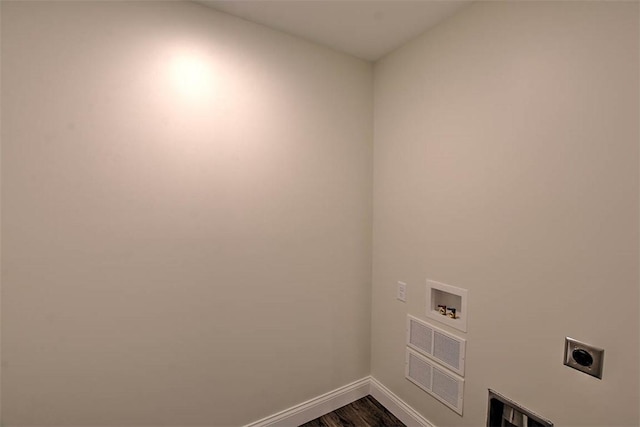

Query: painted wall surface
1;2;373;425
372;2;638;426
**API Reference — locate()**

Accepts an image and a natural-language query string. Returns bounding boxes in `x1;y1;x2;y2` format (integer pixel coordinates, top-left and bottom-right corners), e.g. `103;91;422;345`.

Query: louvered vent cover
408;349;432;390
409;316;433;356
407;315;466;376
406;348;464;415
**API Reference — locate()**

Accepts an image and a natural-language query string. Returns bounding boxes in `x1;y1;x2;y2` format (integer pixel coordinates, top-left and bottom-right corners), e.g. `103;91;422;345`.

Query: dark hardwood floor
299;395;406;427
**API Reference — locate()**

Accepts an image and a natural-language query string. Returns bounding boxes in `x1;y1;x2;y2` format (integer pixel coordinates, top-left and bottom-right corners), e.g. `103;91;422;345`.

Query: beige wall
1;1;373;425
372;1;638;426
3;1;639;426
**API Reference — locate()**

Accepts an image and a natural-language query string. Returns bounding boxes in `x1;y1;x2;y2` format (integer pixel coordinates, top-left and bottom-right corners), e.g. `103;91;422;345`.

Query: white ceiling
196;1;472;62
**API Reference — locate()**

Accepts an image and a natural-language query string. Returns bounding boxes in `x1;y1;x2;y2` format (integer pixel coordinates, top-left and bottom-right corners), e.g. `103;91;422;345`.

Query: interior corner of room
1;1;638;426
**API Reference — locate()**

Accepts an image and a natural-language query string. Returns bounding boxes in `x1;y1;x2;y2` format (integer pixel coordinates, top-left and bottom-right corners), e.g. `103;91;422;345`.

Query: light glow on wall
169;47;215;100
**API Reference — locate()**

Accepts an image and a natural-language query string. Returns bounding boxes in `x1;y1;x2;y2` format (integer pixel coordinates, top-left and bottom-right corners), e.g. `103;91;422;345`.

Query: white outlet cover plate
397;281;407;302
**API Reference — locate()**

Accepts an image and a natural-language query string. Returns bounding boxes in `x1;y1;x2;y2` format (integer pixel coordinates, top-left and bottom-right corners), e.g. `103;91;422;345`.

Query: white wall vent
407;315;466;376
406;348;464;415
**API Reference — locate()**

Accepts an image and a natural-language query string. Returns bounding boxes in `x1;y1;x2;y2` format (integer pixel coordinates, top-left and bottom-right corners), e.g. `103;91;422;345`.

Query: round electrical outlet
572;349;593;367
564;337;604;379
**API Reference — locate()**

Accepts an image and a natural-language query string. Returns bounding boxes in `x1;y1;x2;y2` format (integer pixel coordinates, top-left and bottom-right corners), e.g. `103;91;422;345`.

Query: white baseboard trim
244;377;370;427
244;376;435;427
369;377;434;427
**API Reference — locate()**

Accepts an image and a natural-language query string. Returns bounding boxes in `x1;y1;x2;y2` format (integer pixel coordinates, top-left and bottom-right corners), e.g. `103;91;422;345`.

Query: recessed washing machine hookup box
426;279;468;333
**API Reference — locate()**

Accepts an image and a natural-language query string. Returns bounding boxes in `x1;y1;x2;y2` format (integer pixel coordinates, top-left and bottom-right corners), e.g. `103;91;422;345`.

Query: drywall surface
372;1;639;426
1;2;372;425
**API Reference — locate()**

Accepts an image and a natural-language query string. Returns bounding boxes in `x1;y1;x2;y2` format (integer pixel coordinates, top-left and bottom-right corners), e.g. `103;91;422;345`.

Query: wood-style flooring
299;395;406;427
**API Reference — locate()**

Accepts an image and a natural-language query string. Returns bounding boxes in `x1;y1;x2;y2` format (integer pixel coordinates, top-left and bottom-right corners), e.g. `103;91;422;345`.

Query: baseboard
244;377;370;427
244;376;435;427
369;377;435;427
